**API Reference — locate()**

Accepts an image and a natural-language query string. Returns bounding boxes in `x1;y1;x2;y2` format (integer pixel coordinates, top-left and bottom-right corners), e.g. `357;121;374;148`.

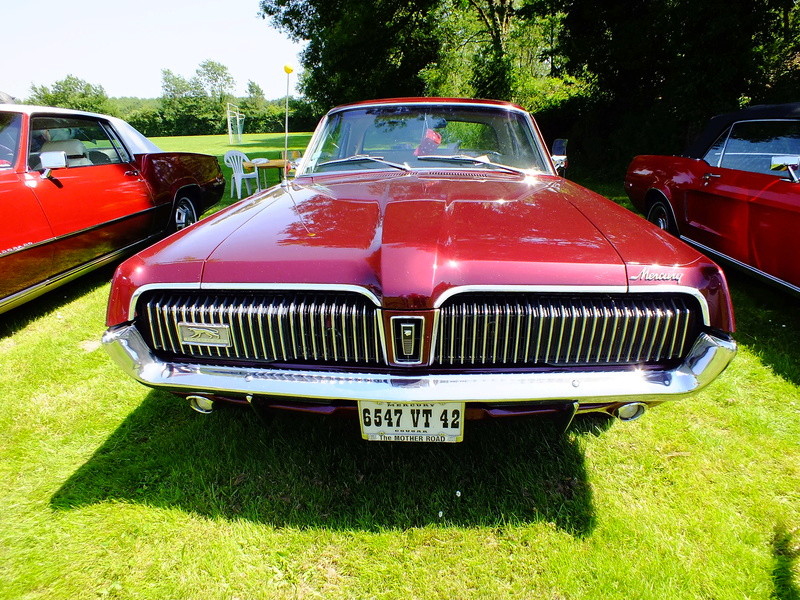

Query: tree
260;0;441;109
240;80;284;133
28;75;112;114
462;0;516;98
546;0;797;169
195;60;235;107
160;69;219;135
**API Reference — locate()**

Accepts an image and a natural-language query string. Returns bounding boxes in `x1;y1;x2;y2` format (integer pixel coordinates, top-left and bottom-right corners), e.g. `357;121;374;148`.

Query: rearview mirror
40;150;67;179
551;138;568;175
771;155;800;183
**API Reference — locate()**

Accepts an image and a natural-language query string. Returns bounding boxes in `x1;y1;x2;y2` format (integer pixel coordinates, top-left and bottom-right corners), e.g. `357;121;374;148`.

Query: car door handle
702;173;722;180
124;170;140;177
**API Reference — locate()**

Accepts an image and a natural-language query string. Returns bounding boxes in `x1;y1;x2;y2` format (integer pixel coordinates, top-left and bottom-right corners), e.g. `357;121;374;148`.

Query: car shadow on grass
727;271;800;386
772;524;800;600
51;390;607;536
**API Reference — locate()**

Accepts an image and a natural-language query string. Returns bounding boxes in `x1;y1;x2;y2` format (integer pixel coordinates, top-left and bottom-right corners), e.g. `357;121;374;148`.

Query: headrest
40;139;87;158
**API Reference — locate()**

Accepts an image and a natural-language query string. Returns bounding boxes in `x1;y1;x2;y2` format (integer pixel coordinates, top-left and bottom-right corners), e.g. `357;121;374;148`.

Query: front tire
172;196;198;232
647;200;677;235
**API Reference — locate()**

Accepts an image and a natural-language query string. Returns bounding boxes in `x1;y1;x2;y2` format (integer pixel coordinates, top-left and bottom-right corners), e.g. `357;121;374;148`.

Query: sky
2;0;305;102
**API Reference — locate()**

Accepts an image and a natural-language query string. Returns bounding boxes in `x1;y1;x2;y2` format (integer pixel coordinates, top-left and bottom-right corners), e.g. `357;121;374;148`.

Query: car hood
154;171;694;310
112;170;714;321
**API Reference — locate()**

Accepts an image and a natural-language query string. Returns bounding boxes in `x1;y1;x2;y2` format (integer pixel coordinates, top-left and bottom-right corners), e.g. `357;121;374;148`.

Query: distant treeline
261;0;800;174
24;61;319;138
21;0;800;172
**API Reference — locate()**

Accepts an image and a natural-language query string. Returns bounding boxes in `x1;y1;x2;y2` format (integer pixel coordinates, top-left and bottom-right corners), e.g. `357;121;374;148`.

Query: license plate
358;401;465;443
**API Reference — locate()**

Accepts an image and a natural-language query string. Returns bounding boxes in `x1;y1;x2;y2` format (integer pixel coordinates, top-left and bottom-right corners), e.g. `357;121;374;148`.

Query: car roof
328;97;527;114
0;103;161;154
685;102;800;158
0;103;114;119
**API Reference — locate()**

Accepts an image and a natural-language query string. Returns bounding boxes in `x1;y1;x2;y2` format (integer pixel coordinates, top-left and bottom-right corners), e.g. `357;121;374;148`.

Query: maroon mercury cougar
103;98;736;442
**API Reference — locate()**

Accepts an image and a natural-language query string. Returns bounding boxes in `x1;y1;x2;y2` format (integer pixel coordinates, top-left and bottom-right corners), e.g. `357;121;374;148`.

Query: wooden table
244;159;289;191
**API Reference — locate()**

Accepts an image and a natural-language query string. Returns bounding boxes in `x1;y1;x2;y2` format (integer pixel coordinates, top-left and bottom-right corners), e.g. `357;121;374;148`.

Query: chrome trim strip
327;100;531;116
433;284;629;308
434;284;710;327
0;235;160;315
0;205;164;260
626;284;710;326
127;282;382;321
103;325;736;405
680;237;800;295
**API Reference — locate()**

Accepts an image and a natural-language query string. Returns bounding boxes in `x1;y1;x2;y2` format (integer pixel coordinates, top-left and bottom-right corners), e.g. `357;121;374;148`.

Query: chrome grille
139;291;384;364
434;293;700;366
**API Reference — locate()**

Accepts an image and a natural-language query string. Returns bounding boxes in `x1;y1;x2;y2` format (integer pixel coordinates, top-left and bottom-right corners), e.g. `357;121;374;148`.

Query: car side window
718;120;800;177
28;115;129;170
0;112;22;168
702;130;728;167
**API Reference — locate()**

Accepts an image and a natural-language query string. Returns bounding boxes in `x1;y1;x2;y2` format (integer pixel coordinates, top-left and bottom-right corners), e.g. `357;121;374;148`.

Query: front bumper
102;324;736;409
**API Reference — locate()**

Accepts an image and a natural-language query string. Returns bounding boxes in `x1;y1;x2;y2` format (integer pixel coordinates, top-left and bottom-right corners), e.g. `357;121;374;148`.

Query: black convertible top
684;102;800;158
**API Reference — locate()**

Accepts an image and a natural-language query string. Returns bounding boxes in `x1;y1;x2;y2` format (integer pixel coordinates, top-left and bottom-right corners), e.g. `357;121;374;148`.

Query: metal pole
283;65;293;181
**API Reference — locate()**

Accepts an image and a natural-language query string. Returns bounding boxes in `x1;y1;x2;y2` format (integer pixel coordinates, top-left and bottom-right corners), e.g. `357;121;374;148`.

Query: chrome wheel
173;197;198;231
647;201;675;234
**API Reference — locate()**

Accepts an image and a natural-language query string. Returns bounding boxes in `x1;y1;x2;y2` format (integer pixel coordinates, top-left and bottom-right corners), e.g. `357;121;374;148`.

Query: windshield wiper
317;154;411;172
416;154;528;176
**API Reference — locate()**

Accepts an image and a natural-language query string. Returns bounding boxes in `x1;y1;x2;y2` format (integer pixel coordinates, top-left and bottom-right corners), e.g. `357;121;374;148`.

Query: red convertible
103;98;736;442
0;105;224;314
626;102;800;295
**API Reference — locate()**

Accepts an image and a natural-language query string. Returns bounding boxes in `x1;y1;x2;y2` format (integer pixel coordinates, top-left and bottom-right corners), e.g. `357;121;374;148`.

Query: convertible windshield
300;104;549;175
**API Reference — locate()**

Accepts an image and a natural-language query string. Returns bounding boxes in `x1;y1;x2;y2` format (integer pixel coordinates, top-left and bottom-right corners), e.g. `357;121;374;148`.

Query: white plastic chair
223;150;258;198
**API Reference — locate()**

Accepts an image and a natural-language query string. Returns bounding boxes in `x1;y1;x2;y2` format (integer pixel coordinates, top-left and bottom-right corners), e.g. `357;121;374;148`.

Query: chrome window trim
298;101;555;177
712;118;800;170
681;236;800;295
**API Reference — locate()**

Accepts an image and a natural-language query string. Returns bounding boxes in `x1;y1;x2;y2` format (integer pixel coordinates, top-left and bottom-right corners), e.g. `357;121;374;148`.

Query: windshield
0;112;22;168
300;104;549;175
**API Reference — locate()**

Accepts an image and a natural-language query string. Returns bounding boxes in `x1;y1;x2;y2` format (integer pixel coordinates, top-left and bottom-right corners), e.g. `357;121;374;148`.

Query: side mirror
40;150;68;179
551;138;568;175
771;155;800;183
288;150;303;172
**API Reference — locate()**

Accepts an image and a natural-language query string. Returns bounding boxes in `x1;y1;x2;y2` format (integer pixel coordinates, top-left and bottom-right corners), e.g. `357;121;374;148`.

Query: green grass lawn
0;140;798;599
151;132;314;212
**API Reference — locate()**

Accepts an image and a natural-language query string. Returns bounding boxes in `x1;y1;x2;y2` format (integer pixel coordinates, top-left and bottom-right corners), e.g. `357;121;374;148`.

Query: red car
625;102;800;295
103;98;736;442
0;105;225;314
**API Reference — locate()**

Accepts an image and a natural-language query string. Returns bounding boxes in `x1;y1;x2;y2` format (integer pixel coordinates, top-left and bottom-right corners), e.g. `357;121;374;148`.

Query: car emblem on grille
390;316;425;364
400;323;415;356
177;323;232;347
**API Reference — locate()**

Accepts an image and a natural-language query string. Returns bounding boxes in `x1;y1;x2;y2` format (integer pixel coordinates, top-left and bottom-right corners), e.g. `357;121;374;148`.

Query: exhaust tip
615;402;647;422
188;395;214;414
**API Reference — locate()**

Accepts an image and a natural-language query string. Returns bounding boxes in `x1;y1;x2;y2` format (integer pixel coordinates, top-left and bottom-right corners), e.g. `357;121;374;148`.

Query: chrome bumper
102;324;736;406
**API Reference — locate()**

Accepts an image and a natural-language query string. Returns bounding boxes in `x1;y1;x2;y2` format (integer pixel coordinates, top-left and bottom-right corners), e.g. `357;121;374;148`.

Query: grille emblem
391;316;424;364
400;324;415;356
178;323;231;347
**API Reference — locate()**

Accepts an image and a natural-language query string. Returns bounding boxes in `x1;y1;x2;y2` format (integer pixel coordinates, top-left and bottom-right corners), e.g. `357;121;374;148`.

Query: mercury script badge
629;267;683;283
178;323;232;347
